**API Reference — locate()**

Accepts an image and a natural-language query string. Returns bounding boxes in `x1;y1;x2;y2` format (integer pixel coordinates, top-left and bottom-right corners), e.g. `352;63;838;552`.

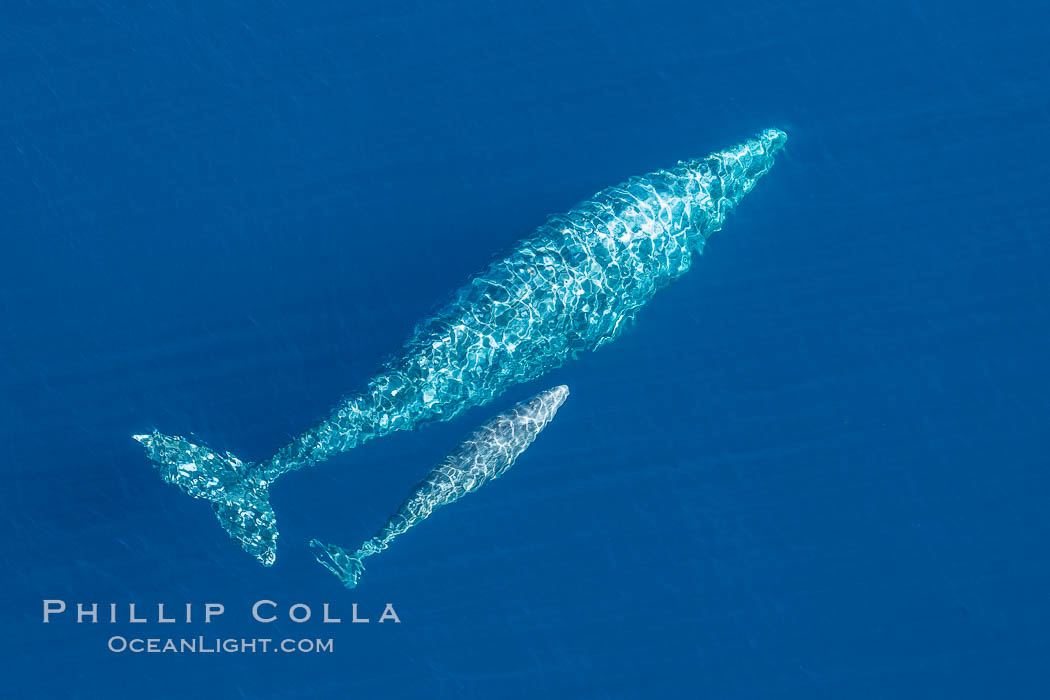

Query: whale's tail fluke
132;431;278;566
309;539;367;588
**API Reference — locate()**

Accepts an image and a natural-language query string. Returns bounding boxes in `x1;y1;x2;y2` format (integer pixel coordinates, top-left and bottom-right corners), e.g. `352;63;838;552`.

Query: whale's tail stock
132;431;278;566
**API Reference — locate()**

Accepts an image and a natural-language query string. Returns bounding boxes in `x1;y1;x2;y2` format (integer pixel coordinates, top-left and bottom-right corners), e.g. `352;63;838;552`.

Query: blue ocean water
2;1;1048;697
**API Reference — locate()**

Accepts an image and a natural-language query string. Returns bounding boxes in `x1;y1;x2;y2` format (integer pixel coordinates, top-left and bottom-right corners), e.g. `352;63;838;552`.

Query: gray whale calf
311;385;569;588
134;128;786;566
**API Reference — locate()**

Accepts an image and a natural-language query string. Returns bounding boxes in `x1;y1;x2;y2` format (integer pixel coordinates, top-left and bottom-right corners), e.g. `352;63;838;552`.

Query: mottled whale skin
311;385;569;588
134;128;786;565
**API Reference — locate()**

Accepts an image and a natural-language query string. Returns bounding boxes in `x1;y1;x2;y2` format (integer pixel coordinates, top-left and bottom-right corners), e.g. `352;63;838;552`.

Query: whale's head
688;128;787;245
712;127;786;212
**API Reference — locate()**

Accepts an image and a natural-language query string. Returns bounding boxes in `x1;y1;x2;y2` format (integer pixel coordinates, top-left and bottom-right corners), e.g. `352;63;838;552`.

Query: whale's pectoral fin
132;431;278;566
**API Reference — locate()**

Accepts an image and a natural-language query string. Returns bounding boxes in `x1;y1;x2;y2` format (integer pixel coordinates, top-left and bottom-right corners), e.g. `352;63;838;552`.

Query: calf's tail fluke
309;539;368;588
132;431;278;566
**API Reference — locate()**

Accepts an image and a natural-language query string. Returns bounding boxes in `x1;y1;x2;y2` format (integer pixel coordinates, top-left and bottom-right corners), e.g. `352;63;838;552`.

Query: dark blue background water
2;1;1048;697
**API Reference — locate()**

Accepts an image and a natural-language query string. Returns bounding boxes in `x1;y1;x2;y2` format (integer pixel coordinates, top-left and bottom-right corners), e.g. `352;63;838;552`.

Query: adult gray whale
134;128;787;566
